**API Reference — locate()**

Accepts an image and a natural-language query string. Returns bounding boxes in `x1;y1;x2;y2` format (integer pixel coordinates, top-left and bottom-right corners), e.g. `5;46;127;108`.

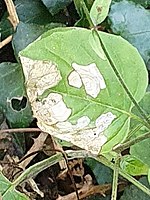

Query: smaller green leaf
0;171;29;200
120;155;149;176
89;30;106;60
2;189;29;200
0;171;11;194
90;0;112;26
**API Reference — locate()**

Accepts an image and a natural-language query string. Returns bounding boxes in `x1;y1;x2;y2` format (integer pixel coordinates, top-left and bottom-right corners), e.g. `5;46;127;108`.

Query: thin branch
0;128;41;134
0;35;13;49
0;0;19;49
4;0;19;29
111;155;120;200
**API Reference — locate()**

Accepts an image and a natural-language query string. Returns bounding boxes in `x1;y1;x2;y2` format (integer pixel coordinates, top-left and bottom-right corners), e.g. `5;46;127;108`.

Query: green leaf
90;0;112;25
15;0;52;24
120;155;149;176
120;177;150;200
41;0;72;15
0;171;29;200
20;27;147;154
0;62;32;127
108;0;150;70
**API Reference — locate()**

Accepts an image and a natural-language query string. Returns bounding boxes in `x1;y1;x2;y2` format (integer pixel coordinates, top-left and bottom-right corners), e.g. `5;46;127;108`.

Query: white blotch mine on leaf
37;112;116;155
20;56;72;125
94;112;116;137
68;71;82;88
20;57;62;102
32;93;71;125
68;62;106;98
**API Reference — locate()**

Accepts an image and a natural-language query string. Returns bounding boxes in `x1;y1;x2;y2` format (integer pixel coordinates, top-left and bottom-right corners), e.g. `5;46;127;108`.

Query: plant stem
113;131;150;153
12;150;88;187
111;155;120;200
96;155;150;196
10;149;150;197
81;0;150;129
12;153;63;187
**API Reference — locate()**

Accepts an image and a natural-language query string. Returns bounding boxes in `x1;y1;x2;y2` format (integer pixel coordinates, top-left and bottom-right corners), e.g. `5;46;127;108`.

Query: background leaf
0;62;32;127
15;0;52;24
120;177;150;200
41;0;72;15
12;21;65;57
85;157;113;184
108;0;150;70
113;0;150;8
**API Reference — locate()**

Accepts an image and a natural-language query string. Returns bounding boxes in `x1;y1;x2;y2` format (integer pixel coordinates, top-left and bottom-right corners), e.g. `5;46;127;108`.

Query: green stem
113;131;150;153
111;155;120;200
96;155;150;196
81;0;150;129
12;153;63;187
9;150;150;197
80;0;94;27
126;123;144;140
127;115;150;139
12;150;88;187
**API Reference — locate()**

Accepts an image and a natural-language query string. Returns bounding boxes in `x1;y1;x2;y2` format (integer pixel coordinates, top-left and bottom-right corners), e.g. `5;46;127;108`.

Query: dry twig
0;0;19;49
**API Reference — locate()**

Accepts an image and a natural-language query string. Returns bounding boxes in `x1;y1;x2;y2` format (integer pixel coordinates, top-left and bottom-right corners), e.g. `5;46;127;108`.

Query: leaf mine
32;93;71;125
20;56;62;101
39;112;116;154
71;62;106;98
94;112;116;136
68;71;82;88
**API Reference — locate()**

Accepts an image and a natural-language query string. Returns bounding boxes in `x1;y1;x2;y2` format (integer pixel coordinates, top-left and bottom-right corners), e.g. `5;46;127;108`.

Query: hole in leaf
11;96;27;111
